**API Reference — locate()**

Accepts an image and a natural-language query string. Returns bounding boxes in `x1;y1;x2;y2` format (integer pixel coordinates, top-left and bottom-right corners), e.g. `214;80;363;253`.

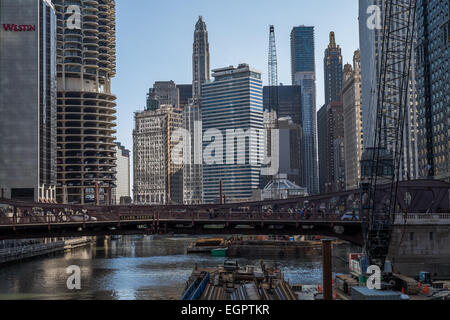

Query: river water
0;236;357;300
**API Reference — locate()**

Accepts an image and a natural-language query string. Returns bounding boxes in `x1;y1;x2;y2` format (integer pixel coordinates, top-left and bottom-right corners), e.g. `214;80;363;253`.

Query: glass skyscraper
202;64;264;203
263;85;303;186
291;26;319;195
415;0;449;180
358;0;419;181
0;0;57;202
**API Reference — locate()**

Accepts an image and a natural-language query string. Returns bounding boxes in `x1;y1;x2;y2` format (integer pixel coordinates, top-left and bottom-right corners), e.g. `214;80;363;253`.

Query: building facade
317;101;345;193
192;16;210;103
202;64;264;203
342;51;364;190
113;142;130;204
133;105;183;205
177;84;193;108
324;32;343;104
53;0;117;204
263;86;303;186
291;26;319;195
276;117;303;187
182;103;203;204
263;85;303;128
317;105;328;194
415;0;449;180
0;0;57;202
358;0;419;181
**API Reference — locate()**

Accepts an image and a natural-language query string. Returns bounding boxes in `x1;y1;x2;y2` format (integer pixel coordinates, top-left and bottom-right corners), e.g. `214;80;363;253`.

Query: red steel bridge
0;180;448;244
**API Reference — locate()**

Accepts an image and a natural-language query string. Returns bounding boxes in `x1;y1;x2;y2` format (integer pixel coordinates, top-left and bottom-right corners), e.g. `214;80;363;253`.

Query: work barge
182;261;298;300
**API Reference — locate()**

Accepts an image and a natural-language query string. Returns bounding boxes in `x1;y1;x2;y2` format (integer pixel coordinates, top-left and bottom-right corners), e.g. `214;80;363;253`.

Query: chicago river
0;236;355;300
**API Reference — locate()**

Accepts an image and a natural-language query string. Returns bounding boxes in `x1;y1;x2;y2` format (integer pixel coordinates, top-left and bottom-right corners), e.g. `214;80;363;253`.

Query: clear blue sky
113;0;360;151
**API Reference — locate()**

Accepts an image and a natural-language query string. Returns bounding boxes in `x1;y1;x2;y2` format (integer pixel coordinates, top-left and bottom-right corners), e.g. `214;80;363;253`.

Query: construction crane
267;25;280;196
361;0;417;271
268;25;279;121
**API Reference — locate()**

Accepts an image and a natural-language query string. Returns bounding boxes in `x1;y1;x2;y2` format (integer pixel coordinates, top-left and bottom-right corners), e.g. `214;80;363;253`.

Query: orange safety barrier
422;285;430;295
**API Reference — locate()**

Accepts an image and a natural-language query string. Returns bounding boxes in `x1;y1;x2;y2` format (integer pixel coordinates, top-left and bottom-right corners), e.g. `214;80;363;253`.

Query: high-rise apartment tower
53;0;117;204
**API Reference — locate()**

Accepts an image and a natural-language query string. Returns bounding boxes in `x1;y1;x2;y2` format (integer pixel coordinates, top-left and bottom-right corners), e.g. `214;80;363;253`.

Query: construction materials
183;261;297;300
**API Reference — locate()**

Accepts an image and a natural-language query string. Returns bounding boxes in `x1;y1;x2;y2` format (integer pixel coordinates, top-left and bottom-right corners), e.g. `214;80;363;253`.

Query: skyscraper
192;16;210;103
415;0;449;180
146;81;180;110
133;105;183;205
342;50;364;190
358;0;419;180
317;104;328;194
177;84;193;108
263;85;303;186
183;102;203;204
263;86;303;126
0;0;57;202
183;17;210;204
53;0;117;204
317;101;345;193
324;32;343;104
291;26;319;194
202;64;264;203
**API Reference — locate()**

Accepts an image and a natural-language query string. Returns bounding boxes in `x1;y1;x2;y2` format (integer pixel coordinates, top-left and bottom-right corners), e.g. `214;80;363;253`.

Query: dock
0;237;94;265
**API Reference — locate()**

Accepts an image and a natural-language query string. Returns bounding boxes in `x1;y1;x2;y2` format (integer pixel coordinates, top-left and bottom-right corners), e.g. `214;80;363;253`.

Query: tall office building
183;102;203;204
183;17;210;204
342;51;364;190
275;117;303;187
202;64;264;203
324;32;343;104
147;81;180;110
415;0;449;180
358;0;419;180
291;26;319;194
317;105;328;194
263;86;303;186
133;105;183;205
263;85;303;126
192;16;210;102
113;142;130;204
317;101;345;192
53;0;117;204
0;0;57;202
177;84;193;108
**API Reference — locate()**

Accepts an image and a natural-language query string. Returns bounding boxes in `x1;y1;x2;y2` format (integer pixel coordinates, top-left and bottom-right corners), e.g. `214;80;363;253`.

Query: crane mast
362;0;417;270
268;25;279;126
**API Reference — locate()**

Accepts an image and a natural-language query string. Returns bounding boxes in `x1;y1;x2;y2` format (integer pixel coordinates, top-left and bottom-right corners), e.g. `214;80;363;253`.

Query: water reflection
0;235;357;300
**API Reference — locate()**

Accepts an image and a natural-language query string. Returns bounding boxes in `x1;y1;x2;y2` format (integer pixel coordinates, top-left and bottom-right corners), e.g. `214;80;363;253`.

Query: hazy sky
114;0;360;151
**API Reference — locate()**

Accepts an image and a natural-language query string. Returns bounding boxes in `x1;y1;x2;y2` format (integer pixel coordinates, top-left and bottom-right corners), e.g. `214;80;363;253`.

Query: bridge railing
0;210;362;228
394;212;450;224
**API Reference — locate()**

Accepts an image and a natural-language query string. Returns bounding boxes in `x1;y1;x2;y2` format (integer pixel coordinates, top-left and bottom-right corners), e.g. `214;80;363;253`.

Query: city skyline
114;0;360;154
